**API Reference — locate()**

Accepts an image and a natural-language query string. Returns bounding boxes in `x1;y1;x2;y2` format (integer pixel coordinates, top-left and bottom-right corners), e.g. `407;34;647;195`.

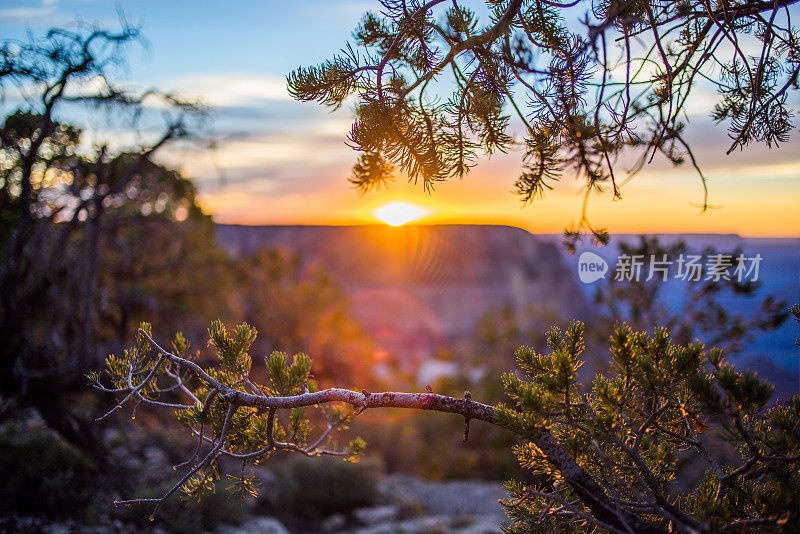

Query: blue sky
2;0;799;236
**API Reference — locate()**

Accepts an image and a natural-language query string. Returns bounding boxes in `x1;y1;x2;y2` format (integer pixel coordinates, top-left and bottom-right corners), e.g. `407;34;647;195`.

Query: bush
275;455;380;518
0;419;98;518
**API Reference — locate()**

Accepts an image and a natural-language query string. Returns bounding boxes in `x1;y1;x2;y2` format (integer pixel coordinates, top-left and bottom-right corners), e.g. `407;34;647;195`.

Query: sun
374;201;428;226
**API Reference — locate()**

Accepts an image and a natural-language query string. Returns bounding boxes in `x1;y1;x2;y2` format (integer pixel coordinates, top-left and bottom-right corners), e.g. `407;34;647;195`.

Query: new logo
578;251;608;283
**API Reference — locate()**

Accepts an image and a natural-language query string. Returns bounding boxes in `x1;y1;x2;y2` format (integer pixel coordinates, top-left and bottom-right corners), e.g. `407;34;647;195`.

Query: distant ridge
215;224;590;363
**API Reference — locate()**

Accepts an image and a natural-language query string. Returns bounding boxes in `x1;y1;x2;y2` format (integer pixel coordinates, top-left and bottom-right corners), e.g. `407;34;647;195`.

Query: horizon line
213;222;800;240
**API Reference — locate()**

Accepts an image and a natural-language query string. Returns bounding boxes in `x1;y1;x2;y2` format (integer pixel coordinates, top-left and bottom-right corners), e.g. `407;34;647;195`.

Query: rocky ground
2;473;509;534
215;473;508;534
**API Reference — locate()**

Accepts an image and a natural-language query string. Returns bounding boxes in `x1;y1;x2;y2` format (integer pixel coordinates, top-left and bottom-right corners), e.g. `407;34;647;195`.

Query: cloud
316;1;375;20
0;6;56;22
166;74;292;108
159;122;355;197
0;0;72;25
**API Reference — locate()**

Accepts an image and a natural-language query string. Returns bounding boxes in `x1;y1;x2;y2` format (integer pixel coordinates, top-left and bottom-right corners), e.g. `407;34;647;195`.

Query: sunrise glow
374;201;428;226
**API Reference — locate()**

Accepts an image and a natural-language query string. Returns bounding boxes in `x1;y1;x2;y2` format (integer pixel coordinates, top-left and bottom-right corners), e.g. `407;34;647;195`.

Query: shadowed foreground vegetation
93;316;800;533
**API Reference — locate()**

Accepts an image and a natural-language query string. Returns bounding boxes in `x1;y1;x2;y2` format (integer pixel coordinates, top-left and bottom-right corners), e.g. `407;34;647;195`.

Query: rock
41;523;70;534
321;513;347;531
457;516;502;534
352;505;399;525
349;515;501;534
350;516;449;534
215;517;290;534
143;446;168;465
379;474;507;520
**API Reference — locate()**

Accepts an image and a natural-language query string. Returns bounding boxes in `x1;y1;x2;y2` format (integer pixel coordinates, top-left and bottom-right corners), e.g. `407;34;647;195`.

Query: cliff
215;224;589;363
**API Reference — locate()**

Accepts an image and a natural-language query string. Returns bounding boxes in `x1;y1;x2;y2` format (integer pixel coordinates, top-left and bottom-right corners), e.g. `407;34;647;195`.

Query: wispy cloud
166;74;291;108
0;0;65;24
0;6;55;21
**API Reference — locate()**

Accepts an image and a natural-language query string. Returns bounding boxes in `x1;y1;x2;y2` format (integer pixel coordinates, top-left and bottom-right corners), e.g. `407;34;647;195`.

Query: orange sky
192;124;800;237
2;0;797;237
165;75;799;239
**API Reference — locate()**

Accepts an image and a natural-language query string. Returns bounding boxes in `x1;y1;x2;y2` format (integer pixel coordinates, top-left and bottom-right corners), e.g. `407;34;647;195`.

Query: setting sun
374;201;428;226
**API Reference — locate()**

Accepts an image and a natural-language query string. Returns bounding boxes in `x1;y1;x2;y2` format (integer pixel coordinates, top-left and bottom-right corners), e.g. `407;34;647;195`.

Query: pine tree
95;317;800;532
288;0;800;243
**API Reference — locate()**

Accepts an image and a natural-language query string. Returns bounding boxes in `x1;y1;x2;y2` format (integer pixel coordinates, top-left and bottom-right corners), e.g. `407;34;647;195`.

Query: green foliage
266;350;312;396
95;159;235;345
98;311;799;531
0;23;212;468
182;465;219;503
97;320;366;511
496;321;800;533
210;320;256;376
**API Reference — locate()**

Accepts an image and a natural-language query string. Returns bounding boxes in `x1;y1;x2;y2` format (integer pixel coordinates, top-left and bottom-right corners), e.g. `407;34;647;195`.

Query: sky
1;0;799;237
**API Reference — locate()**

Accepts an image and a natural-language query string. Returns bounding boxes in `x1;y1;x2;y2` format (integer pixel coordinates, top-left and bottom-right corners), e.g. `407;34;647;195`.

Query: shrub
275;455;380;518
0;419;97;517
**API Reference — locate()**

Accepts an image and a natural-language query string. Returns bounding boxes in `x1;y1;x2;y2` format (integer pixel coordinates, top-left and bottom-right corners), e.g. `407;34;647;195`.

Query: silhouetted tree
95;160;235;349
288;0;800;243
0;24;201;459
